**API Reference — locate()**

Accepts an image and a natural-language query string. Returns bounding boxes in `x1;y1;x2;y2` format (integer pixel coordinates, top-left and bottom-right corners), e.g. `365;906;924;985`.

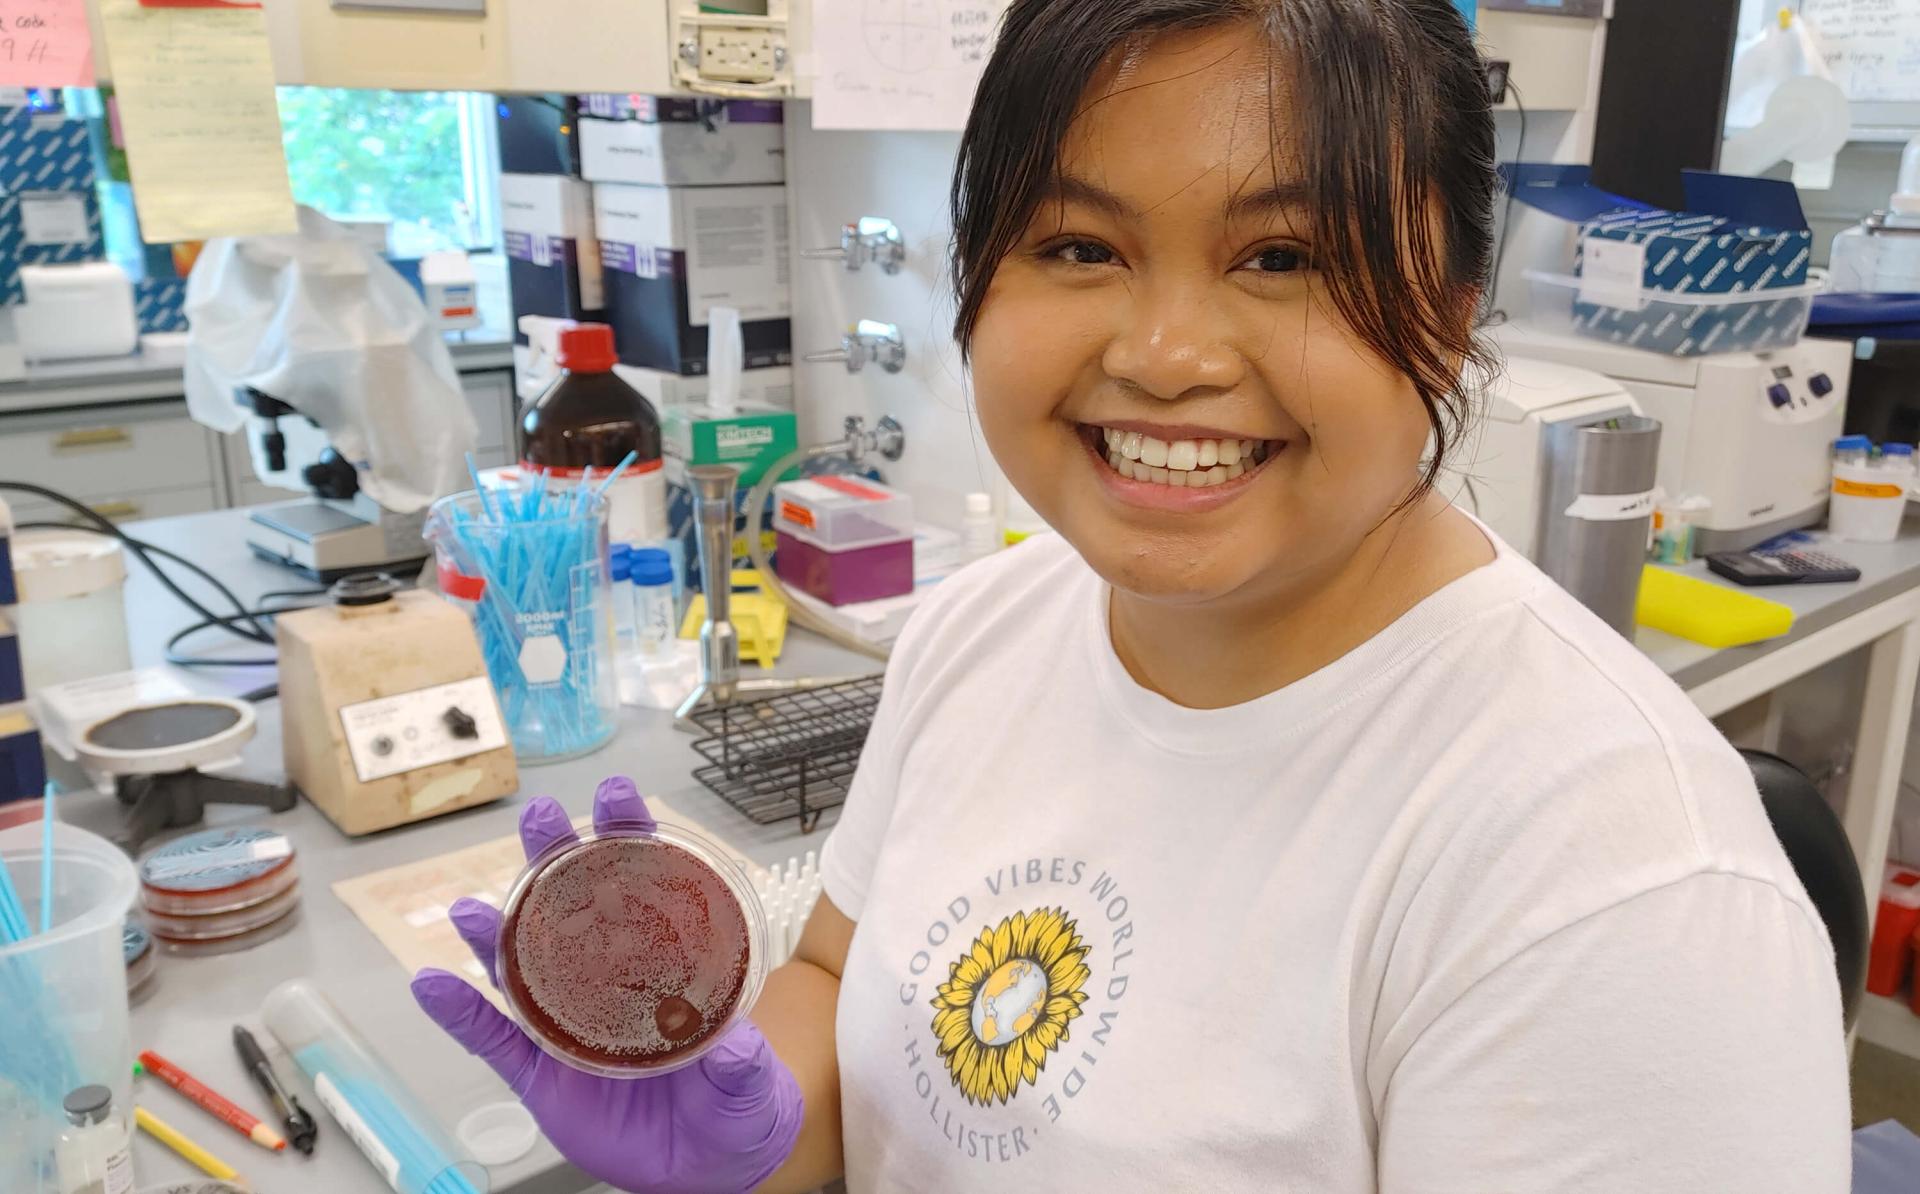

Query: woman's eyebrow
1224;181;1313;220
1040;175;1141;221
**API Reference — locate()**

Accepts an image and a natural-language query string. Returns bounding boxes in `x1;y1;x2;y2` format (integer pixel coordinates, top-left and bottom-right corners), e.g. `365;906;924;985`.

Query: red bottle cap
557;324;617;373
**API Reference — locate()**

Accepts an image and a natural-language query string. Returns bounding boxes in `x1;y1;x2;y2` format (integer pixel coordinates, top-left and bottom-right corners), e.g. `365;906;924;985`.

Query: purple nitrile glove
410;777;803;1194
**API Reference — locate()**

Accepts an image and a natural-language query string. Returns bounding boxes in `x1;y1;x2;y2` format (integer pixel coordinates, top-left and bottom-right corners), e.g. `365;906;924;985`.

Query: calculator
1705;548;1862;586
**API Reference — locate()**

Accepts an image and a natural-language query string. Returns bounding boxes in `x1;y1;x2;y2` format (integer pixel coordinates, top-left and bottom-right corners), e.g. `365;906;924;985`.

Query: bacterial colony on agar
502;835;752;1071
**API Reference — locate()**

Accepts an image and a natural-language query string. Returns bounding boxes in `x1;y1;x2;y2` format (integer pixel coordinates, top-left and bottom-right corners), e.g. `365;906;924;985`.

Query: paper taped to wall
0;0;95;88
96;0;294;241
811;0;1009;131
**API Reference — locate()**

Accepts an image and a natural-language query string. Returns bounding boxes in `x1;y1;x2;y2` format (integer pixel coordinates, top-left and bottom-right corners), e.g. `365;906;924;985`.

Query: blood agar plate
138;827;299;916
151;903;301;957
144;884;301;941
497;824;768;1077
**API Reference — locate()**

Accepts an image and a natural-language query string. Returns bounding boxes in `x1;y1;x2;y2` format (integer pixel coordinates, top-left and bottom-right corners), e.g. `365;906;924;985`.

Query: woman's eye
1240;246;1309;274
1049;240;1116;266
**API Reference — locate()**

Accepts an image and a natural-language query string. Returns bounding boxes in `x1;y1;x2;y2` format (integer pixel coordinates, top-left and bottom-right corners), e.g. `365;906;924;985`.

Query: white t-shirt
820;530;1850;1193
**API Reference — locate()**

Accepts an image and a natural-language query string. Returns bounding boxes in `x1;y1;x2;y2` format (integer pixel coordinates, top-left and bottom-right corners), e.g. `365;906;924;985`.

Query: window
276;88;501;258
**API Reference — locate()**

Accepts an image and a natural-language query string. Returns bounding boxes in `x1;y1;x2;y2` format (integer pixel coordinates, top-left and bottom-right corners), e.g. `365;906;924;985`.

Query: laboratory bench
0;334;517;529
66;506;1920;1190
94;506;870;1194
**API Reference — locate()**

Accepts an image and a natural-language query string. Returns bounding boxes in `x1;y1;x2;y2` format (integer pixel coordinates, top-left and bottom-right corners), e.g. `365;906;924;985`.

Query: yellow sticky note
96;0;294;242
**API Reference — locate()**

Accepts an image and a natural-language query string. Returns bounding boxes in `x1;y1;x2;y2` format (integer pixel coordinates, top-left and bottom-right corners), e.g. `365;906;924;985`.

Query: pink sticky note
0;0;96;89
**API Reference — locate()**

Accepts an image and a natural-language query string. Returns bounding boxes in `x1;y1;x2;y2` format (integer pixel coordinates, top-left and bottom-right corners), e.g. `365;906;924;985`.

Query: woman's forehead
1059;23;1303;212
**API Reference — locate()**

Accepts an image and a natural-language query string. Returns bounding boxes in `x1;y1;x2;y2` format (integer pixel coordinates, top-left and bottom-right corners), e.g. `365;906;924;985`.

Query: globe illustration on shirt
969;959;1049;1046
931;907;1093;1106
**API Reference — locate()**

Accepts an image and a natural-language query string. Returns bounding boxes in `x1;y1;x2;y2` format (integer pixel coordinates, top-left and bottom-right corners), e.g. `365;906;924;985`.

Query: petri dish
138;827;299;917
125;921;158;1000
152;902;301;957
144;884;301;941
496;823;768;1078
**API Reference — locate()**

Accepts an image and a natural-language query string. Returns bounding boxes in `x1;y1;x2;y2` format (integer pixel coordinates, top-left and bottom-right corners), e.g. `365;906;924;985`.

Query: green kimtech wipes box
663;406;800;487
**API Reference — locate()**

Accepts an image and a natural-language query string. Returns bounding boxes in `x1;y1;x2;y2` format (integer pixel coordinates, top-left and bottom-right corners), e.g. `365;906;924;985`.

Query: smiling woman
411;4;1855;1192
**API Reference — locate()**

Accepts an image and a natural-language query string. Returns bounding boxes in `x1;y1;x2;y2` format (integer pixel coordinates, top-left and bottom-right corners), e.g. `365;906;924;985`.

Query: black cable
1484;79;1528;327
239;683;279;703
2;485;275;643
164;598;326;669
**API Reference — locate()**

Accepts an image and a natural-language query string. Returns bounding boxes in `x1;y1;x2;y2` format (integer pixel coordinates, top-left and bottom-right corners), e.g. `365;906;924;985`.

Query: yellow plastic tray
1635;565;1794;648
680;569;789;668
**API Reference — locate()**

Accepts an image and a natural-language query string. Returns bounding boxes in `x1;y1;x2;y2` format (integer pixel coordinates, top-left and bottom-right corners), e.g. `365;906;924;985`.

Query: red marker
137;1050;286;1153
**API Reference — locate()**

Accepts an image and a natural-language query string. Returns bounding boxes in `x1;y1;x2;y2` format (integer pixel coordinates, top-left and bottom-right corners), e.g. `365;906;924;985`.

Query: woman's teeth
1097;428;1271;487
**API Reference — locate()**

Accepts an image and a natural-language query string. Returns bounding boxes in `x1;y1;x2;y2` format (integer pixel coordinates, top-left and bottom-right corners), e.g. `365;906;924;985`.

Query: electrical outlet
700;26;779;84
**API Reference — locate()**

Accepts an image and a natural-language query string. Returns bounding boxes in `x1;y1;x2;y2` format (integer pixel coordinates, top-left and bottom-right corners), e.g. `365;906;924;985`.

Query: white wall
784;104;1005;533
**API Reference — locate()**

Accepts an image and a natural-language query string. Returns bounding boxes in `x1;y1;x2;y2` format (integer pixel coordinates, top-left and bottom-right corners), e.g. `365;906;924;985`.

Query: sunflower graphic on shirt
930;907;1092;1106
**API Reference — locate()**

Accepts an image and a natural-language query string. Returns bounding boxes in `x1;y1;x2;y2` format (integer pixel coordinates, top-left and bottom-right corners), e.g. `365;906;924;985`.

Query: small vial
961;492;998;562
629;548;678;662
57;1085;135;1194
1883;443;1915;475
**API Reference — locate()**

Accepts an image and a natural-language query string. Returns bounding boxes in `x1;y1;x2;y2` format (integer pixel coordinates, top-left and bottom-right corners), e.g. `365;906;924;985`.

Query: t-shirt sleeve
817;619;925;922
1376;870;1850;1194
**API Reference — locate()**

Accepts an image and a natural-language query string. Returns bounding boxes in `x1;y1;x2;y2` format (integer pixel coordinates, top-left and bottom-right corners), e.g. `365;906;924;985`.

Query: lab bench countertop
0;332;513;415
88;506;1920;1192
1634;530;1920;689
101;506;875;1194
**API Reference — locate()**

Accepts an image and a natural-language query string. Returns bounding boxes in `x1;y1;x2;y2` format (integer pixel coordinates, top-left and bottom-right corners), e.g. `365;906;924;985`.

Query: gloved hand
411;777;803;1194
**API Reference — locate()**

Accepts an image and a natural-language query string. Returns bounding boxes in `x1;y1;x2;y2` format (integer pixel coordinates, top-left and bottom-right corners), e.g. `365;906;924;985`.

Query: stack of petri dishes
124;921;158;1001
137;827;301;955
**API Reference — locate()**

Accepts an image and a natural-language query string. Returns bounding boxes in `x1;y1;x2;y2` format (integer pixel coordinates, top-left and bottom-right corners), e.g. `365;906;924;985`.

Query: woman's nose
1099;278;1246;401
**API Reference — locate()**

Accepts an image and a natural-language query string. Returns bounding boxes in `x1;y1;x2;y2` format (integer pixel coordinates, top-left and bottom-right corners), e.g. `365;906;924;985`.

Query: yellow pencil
135;1105;243;1183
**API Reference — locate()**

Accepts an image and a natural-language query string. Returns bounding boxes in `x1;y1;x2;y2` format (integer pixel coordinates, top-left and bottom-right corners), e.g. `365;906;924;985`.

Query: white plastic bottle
57;1085;134;1194
961;492;999;562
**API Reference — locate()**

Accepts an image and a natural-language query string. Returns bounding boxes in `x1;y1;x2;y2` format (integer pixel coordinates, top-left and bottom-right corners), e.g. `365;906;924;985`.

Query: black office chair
1741;750;1870;1029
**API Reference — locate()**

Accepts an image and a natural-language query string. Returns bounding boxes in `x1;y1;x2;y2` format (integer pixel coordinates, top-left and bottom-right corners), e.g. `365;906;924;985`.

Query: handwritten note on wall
812;0;1009;131
1802;0;1920;105
0;0;94;88
97;0;294;241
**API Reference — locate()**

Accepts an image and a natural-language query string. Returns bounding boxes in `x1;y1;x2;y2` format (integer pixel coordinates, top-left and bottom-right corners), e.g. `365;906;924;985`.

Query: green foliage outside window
277;88;483;255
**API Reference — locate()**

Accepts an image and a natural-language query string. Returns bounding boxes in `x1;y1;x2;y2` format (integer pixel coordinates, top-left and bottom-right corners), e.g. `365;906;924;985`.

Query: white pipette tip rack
756;850;822;967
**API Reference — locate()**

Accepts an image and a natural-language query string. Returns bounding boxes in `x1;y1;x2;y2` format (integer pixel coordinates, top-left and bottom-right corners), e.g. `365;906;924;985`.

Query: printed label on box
19;192;89;245
1579;238;1646;308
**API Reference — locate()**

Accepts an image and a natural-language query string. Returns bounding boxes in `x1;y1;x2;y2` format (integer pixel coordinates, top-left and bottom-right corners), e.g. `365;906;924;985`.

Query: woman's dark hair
951;0;1497;493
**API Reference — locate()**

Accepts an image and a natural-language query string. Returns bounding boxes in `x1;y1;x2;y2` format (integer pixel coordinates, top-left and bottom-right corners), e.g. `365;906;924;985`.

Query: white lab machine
1459;356;1644;558
1497;324;1851;554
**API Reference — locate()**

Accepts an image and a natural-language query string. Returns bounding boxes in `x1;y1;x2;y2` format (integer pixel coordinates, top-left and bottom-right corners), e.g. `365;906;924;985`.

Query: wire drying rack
688;675;885;832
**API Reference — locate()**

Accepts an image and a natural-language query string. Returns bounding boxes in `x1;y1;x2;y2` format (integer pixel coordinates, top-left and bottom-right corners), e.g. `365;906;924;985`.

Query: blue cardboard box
0;105;95;196
134;277;188;334
1505;164;1815;356
0;187;106;304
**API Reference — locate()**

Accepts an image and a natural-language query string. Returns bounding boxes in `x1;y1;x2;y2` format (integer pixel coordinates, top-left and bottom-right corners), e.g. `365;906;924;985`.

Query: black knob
1809;373;1834;398
443;707;478;740
1767;383;1793;409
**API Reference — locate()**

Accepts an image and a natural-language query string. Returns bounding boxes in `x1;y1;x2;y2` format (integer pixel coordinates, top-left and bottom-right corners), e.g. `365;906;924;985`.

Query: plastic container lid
610;553;631;583
496;823;768;1078
1885;443;1915;457
1836;435;1873;452
138;827;298;916
557;324;617;373
459;1101;539;1165
630;548;674;586
12;531;127;603
772;476;915;553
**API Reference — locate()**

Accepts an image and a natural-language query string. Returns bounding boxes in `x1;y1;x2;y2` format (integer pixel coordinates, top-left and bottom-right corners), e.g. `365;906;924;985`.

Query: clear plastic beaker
425;488;618;763
0;822;138;1194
